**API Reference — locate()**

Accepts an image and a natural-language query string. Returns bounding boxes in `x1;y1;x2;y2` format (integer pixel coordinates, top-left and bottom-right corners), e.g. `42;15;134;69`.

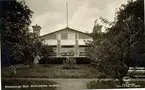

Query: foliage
22;33;44;67
108;0;144;66
7;65;16;77
39;44;54;64
62;57;78;69
1;0;54;67
23;33;54;67
1;0;33;65
39;58;63;64
40;44;54;58
86;37;128;85
86;0;144;85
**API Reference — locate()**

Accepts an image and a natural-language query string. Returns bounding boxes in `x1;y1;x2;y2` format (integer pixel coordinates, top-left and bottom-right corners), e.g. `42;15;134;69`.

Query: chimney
32;24;41;36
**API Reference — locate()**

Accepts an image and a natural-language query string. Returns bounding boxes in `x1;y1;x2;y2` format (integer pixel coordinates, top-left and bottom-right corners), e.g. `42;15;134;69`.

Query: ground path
2;78;145;90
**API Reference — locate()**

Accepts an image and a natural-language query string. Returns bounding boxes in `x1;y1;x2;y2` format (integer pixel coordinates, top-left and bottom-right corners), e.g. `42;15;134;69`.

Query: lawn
2;79;57;90
87;80;145;89
1;64;101;78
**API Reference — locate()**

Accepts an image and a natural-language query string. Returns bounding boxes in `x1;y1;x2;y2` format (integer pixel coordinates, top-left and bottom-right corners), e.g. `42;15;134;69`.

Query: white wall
44;40;57;45
61;40;75;45
41;29;92;45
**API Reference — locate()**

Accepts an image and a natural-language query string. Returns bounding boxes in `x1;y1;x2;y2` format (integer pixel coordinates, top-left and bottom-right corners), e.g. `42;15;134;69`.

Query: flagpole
66;2;68;27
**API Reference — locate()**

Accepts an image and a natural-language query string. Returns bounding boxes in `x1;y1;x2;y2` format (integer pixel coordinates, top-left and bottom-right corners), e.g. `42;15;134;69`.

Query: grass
87;80;145;89
1;64;101;78
87;80;116;89
2;79;57;90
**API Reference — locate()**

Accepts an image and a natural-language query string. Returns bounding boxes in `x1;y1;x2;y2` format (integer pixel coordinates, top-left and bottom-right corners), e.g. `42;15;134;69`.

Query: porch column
75;40;79;57
57;40;61;57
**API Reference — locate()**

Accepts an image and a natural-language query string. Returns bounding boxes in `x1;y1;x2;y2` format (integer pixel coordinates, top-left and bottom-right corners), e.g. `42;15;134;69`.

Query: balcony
61;52;74;56
79;52;86;56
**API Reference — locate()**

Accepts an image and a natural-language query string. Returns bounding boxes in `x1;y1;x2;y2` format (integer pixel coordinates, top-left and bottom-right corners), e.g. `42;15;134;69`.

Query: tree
86;37;128;85
110;0;144;66
22;33;41;68
21;32;54;68
1;0;54;68
39;44;54;64
86;0;144;85
1;0;33;65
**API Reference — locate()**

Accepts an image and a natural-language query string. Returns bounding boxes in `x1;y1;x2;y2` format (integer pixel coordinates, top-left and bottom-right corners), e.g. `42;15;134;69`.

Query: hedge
39;57;91;64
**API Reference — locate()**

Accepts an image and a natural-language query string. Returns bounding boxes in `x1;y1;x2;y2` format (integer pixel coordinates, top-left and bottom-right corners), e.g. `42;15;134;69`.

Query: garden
1;64;100;78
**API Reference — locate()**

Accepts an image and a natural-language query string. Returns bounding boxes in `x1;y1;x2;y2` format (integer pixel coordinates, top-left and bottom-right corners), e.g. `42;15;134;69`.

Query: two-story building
32;24;92;63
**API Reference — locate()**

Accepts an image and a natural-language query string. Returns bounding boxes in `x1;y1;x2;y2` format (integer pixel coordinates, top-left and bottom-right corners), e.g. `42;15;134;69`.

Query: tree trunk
29;58;33;68
119;77;123;86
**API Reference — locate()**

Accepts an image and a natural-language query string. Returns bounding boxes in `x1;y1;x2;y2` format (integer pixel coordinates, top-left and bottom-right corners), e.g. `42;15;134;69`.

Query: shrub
61;57;78;69
39;57;64;64
7;65;16;77
98;74;108;79
76;57;91;64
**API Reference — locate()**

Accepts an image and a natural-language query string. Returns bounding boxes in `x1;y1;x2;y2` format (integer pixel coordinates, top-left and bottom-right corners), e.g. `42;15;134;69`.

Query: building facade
32;25;92;58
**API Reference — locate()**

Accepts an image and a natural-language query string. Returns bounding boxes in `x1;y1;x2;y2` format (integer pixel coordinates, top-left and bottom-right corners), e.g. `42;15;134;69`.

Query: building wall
40;29;92;57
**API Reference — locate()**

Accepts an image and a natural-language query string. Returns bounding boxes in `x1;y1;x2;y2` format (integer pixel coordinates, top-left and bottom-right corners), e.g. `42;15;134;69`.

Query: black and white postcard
1;0;145;90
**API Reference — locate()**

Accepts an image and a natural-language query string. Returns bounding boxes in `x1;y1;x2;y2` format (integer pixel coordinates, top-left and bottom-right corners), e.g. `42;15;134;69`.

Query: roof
39;27;91;38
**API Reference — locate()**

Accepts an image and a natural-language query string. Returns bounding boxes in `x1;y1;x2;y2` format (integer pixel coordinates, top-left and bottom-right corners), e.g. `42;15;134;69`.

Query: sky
25;0;128;36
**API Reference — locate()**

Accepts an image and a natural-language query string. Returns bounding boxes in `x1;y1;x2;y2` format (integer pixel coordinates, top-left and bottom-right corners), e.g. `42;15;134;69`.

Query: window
61;46;74;56
61;33;68;39
79;47;86;56
47;34;56;39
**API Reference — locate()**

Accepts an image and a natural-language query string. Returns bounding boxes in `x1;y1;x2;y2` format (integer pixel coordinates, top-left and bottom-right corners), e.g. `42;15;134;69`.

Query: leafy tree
22;32;54;67
39;44;54;64
22;33;41;67
1;0;33;65
86;36;128;85
1;0;54;68
86;0;144;85
110;0;144;66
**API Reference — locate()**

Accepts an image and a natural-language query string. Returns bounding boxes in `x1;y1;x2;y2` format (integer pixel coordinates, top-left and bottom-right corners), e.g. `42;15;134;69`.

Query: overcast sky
25;0;128;36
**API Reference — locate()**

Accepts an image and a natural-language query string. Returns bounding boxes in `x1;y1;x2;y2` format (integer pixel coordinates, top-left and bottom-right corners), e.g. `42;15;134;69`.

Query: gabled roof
40;27;91;38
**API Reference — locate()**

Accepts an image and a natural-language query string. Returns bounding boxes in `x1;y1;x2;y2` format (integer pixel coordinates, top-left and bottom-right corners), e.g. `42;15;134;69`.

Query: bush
76;57;91;64
39;57;91;64
39;57;64;64
61;57;78;69
7;65;16;77
98;74;108;79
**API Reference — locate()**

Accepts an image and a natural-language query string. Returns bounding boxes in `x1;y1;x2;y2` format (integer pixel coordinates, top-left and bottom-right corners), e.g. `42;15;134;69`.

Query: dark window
61;33;68;39
61;46;74;56
47;34;56;39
